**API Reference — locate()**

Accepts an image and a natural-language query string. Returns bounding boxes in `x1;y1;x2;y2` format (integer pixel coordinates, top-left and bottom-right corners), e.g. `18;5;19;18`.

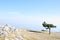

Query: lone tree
42;21;56;34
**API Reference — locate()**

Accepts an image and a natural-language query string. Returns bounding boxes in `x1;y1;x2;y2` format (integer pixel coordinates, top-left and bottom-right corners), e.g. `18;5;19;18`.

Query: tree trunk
49;28;51;35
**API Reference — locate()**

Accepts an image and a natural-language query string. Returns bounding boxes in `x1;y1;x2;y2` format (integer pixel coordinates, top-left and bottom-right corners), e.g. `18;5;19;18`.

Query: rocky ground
0;25;60;40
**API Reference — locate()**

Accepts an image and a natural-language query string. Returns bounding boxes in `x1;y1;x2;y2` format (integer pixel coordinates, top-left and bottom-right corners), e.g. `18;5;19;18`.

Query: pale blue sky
0;0;60;32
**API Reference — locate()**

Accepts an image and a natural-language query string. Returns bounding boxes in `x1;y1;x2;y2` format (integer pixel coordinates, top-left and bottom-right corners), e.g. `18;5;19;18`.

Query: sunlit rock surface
0;24;24;40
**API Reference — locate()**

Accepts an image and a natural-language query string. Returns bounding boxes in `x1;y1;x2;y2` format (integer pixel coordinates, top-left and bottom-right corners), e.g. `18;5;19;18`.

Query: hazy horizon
0;0;60;32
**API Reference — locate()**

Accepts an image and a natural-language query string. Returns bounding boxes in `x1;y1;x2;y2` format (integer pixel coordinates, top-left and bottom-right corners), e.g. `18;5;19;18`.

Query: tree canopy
42;21;56;34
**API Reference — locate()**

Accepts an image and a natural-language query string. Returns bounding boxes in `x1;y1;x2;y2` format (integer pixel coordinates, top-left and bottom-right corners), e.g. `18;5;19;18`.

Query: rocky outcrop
0;24;24;40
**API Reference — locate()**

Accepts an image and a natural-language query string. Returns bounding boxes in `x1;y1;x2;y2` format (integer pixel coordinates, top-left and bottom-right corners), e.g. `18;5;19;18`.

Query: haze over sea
0;0;60;32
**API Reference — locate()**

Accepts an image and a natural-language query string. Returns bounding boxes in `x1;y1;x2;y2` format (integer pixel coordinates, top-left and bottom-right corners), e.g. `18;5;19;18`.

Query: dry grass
0;28;60;40
20;29;60;40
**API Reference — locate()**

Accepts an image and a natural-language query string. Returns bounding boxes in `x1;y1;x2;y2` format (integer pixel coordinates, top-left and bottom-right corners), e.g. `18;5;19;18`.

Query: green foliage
42;21;56;28
46;24;56;28
42;21;56;34
42;21;47;27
